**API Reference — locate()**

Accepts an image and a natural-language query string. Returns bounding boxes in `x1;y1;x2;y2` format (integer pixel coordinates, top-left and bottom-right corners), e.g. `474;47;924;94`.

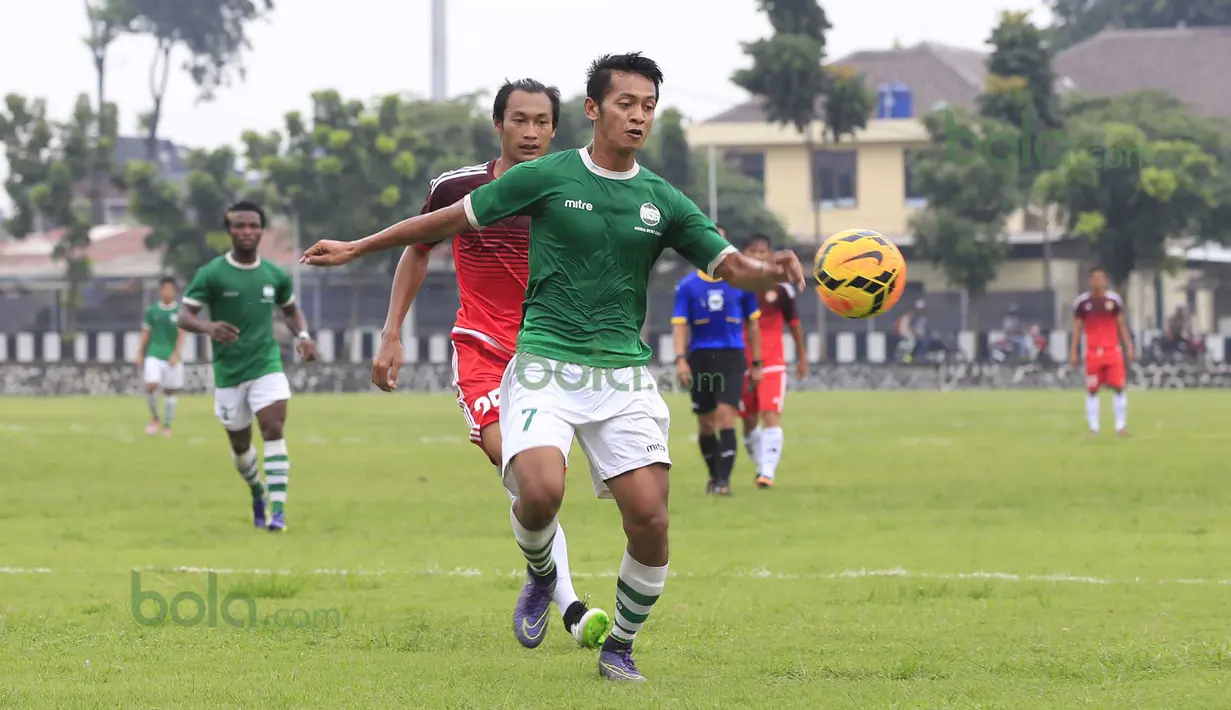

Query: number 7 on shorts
521;408;537;431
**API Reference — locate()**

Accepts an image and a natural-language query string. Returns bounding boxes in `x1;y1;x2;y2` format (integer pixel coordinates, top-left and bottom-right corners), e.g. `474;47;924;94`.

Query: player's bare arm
714;250;805;293
178;303;239;344
1117;313;1134;362
373;247;432;391
300;204;470;266
1070;317;1083;366
281;302;317;362
138;328;150;369
672;322;691;388
790;320;807;379
169;329;185;366
747;318;763;385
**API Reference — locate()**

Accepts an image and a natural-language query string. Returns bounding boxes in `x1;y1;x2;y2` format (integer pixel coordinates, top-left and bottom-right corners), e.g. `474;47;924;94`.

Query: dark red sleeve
414;180;453;253
1073;296;1088;320
779;285;799;326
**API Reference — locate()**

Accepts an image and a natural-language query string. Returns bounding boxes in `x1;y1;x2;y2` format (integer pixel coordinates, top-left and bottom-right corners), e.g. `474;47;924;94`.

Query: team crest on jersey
707;289;725;311
765;290;778;303
262;284;275;302
1104;300;1115;310
170;313;178;324
640;203;661;227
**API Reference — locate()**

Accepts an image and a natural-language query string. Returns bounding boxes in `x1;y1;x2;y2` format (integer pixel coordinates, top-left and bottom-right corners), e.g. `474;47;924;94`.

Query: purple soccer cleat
267;510;285;532
252;496;267;529
598;645;646;682
512;568;555;648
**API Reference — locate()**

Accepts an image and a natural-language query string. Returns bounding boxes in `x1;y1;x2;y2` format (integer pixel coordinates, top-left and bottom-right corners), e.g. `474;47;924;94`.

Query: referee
672;263;763;495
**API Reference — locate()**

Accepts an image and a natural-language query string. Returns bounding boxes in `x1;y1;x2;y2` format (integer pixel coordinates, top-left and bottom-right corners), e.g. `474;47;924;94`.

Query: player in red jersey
1070;267;1134;436
370;79;612;650
739;234;807;487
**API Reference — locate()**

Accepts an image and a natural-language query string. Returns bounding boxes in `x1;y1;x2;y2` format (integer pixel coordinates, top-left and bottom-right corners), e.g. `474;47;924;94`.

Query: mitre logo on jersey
639;203;661;227
565;198;593;211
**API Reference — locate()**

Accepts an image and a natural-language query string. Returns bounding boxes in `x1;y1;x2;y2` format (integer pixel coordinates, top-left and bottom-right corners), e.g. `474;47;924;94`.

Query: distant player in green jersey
179;201;318;532
301;53;805;681
138;276;185;437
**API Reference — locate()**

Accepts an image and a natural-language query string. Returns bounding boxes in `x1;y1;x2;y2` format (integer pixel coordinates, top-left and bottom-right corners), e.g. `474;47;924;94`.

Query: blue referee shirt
672;270;761;352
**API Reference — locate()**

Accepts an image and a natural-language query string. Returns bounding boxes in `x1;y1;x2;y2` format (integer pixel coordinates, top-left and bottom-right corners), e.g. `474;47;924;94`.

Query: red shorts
739;366;788;417
450;335;512;448
1085;350;1125;391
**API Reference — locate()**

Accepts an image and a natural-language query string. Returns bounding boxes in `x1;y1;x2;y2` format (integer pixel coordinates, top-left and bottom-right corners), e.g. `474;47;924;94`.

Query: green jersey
182;253;294;388
464;148;735;368
142;301;181;360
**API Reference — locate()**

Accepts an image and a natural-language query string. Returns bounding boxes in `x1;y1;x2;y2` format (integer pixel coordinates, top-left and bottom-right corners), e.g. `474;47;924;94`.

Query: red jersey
745;283;800;366
415;160;528;352
1073;290;1124;358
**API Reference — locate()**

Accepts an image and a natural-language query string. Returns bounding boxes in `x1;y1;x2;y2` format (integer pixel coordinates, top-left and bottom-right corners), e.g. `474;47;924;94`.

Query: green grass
1;390;1229;708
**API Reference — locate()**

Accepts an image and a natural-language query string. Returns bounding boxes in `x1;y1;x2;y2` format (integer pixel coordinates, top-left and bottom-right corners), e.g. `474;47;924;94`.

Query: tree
978;10;1063;296
1035;121;1227;291
821;64;874;143
550;96;591;152
126;147;251;281
85;0;130;226
1048;0;1231;50
0;95;54;238
0;94;118;337
646;107;692;188
685;153;789;244
732;0;831;243
909;108;1020;326
120;0;275;160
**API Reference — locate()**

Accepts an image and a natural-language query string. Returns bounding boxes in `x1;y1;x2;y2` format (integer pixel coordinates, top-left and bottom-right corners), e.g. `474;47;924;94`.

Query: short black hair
585;52;664;103
224;200;267;229
746;233;772;249
1089;266;1106;275
493;78;562;128
158;276;177;288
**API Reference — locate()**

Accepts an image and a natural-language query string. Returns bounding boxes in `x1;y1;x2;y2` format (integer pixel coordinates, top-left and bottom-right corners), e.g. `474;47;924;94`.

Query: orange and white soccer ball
813;229;907;319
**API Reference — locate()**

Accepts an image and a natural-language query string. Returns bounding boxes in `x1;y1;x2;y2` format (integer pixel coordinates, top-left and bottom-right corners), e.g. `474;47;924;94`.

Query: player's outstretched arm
179;304;239;344
300;205;470;266
714;250;806;294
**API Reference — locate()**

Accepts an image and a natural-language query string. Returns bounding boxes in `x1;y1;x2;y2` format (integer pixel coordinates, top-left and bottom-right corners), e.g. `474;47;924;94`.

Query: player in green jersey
301;53;805;681
138;276;186;437
179;201;318;532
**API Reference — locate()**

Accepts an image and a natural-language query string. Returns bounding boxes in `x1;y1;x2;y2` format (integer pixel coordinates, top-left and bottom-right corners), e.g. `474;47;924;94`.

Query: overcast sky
0;0;1051;213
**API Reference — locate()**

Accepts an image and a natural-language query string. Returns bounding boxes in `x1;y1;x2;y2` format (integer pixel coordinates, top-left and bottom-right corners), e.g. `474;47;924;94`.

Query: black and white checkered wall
1;328;1227;365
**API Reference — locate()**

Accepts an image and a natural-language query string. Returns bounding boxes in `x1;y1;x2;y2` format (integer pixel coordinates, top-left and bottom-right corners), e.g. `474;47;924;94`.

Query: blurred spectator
894;299;933;362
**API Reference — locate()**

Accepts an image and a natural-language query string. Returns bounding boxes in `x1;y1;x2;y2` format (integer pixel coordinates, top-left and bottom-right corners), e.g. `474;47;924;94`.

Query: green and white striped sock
233;447;264;498
610;550;667;646
264;440;289;514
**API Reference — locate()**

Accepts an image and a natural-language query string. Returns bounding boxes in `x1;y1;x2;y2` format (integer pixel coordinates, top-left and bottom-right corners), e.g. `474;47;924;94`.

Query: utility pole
431;0;447;101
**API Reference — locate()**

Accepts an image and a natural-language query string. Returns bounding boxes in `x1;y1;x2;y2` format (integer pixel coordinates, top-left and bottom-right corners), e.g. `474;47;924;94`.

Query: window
904;149;927;209
724;151;765;184
811;150;857;209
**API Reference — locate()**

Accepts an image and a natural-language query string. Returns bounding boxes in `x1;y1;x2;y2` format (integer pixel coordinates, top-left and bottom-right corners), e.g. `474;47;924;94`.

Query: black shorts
687;348;746;414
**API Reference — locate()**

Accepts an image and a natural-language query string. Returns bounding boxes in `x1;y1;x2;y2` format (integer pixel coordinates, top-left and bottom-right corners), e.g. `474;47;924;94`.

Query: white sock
744;427;761;472
163;396;177;429
1086;394;1100;432
1112;391;1127;431
551;523;581;616
510;503;559;579
264;439;289;513
759;426;784;479
233;446;262;496
147;392;159;421
610;549;667;646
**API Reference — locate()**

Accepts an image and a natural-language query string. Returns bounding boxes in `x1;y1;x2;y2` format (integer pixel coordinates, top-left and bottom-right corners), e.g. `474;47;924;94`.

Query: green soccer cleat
564;600;612;649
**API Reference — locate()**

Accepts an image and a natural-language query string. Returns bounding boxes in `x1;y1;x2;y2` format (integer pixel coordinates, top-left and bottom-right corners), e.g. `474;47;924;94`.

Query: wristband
296;331;311;342
752;360;763;367
675;355;686;363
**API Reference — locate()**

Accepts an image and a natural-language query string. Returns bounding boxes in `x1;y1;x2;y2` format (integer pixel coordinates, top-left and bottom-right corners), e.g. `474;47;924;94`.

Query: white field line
2;565;1230;586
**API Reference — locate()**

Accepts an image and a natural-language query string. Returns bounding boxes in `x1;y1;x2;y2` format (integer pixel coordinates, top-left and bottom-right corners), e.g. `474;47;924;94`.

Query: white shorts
143;357;185;390
498;352;671;499
214;372;292;432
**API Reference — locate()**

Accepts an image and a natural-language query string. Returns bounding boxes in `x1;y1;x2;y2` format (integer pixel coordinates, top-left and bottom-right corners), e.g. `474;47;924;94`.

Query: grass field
2;389;1230;708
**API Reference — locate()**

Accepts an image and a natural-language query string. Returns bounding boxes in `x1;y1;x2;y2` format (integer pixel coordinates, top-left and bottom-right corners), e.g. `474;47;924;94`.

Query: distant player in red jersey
739;234;807;487
370;79;612;650
1070;267;1134;436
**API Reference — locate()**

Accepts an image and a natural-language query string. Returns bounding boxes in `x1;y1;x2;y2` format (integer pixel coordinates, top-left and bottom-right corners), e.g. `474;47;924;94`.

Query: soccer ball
813;229;907;319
